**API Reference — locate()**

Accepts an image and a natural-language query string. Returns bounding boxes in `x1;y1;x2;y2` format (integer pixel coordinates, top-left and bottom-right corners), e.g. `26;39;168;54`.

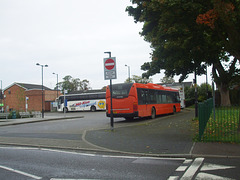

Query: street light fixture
52;72;59;98
125;64;130;83
36;63;48;118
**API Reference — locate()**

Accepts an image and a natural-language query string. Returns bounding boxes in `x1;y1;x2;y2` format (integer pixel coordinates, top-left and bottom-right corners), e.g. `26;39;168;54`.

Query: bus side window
166;93;173;103
162;94;167;103
97;94;105;99
137;89;145;105
89;94;97;100
175;93;181;103
149;90;156;104
157;92;162;104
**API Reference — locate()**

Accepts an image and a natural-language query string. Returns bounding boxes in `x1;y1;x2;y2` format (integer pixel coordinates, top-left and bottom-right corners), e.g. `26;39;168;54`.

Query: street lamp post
194;71;198;118
125;64;130;82
52;72;59;98
36;63;48;118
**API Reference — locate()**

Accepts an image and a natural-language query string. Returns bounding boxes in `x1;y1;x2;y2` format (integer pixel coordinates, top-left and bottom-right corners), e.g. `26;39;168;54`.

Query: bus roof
58;91;105;97
134;83;178;92
109;83;179;92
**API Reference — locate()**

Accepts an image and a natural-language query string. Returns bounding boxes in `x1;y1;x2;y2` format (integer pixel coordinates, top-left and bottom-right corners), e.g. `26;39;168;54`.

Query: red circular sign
105;58;115;70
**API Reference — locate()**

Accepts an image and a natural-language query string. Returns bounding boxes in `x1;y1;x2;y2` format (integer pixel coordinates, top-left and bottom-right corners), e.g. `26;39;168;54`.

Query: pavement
0;113;84;126
0;109;240;158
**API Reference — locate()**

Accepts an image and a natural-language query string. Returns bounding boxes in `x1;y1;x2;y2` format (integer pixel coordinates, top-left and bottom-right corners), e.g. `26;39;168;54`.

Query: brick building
3;82;60;112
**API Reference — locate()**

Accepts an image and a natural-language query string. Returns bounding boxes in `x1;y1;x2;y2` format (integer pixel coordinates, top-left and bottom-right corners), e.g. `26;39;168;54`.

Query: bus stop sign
104;57;117;80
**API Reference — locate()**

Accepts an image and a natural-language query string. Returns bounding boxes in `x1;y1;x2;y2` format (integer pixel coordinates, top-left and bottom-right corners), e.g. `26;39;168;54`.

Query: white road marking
176;165;188;171
0;165;42;179
0;146;186;161
181;158;204;180
50;179;101;180
201;163;236;171
167;176;179;180
0;146;38;150
41;148;97;157
195;172;235;180
183;159;192;164
189;142;195;155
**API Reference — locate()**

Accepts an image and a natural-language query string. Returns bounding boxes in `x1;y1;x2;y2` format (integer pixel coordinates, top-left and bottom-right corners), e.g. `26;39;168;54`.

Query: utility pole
194;71;198;118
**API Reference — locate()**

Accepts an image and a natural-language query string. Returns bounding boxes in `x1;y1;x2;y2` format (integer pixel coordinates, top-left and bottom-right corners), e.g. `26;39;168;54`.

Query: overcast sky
0;0;211;90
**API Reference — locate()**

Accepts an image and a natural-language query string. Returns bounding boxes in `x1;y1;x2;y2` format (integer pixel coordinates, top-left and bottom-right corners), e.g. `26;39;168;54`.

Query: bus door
137;89;149;117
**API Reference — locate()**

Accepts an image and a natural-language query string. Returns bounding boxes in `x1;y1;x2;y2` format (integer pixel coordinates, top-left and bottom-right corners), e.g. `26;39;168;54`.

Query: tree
185;83;212;102
195;0;240;105
160;76;175;84
126;0;240;106
80;79;91;91
185;86;195;100
196;0;240;61
58;75;91;93
124;75;153;84
198;83;212;101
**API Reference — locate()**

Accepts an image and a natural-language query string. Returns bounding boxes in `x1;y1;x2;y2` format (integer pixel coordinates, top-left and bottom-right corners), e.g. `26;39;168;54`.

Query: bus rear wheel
151;107;156;119
172;106;176;114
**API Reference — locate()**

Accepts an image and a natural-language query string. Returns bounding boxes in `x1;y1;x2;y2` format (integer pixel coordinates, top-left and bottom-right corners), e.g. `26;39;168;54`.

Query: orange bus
106;83;181;120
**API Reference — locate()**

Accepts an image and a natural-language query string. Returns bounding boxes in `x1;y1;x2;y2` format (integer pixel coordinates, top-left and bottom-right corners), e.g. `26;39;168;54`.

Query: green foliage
124;75;153;84
127;0;218;81
198;83;212;101
58;75;91;93
185;99;195;107
185;83;212;103
230;88;240;105
184;86;195;100
126;0;240;106
160;76;175;84
8;111;20;119
199;107;240;143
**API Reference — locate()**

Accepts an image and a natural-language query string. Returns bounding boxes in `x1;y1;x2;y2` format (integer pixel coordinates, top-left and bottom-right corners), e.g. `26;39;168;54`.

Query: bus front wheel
90;106;96;112
151;107;156;119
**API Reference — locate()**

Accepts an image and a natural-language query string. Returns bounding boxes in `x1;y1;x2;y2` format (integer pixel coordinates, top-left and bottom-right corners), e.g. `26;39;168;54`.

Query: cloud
1;0;208;90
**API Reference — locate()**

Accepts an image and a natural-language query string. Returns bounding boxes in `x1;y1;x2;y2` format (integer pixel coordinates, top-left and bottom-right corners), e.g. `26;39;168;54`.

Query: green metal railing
198;98;213;141
198;99;240;143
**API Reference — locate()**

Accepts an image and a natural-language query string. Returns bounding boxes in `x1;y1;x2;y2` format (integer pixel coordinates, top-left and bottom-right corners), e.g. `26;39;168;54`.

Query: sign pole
104;51;115;131
110;79;114;130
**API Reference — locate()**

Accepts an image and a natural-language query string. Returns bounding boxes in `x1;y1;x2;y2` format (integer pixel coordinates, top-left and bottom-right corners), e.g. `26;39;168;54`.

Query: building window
8;90;11;94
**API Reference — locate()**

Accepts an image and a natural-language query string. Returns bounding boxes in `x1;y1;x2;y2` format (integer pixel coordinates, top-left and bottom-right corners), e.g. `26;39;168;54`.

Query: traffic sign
104;57;117;80
104;58;115;70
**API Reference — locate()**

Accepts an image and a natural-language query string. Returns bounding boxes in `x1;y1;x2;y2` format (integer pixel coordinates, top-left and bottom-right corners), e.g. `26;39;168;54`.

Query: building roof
4;82;52;91
68;89;105;95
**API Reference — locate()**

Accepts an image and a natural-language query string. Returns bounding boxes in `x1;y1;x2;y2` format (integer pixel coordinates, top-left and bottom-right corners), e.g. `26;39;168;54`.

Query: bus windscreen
112;83;133;98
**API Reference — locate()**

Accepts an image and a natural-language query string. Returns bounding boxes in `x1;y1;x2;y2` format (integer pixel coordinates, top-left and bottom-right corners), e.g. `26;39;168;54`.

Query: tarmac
0;109;240;158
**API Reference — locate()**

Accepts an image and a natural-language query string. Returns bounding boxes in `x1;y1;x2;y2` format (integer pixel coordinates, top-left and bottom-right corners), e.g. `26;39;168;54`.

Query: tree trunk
216;83;231;106
212;62;232;107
